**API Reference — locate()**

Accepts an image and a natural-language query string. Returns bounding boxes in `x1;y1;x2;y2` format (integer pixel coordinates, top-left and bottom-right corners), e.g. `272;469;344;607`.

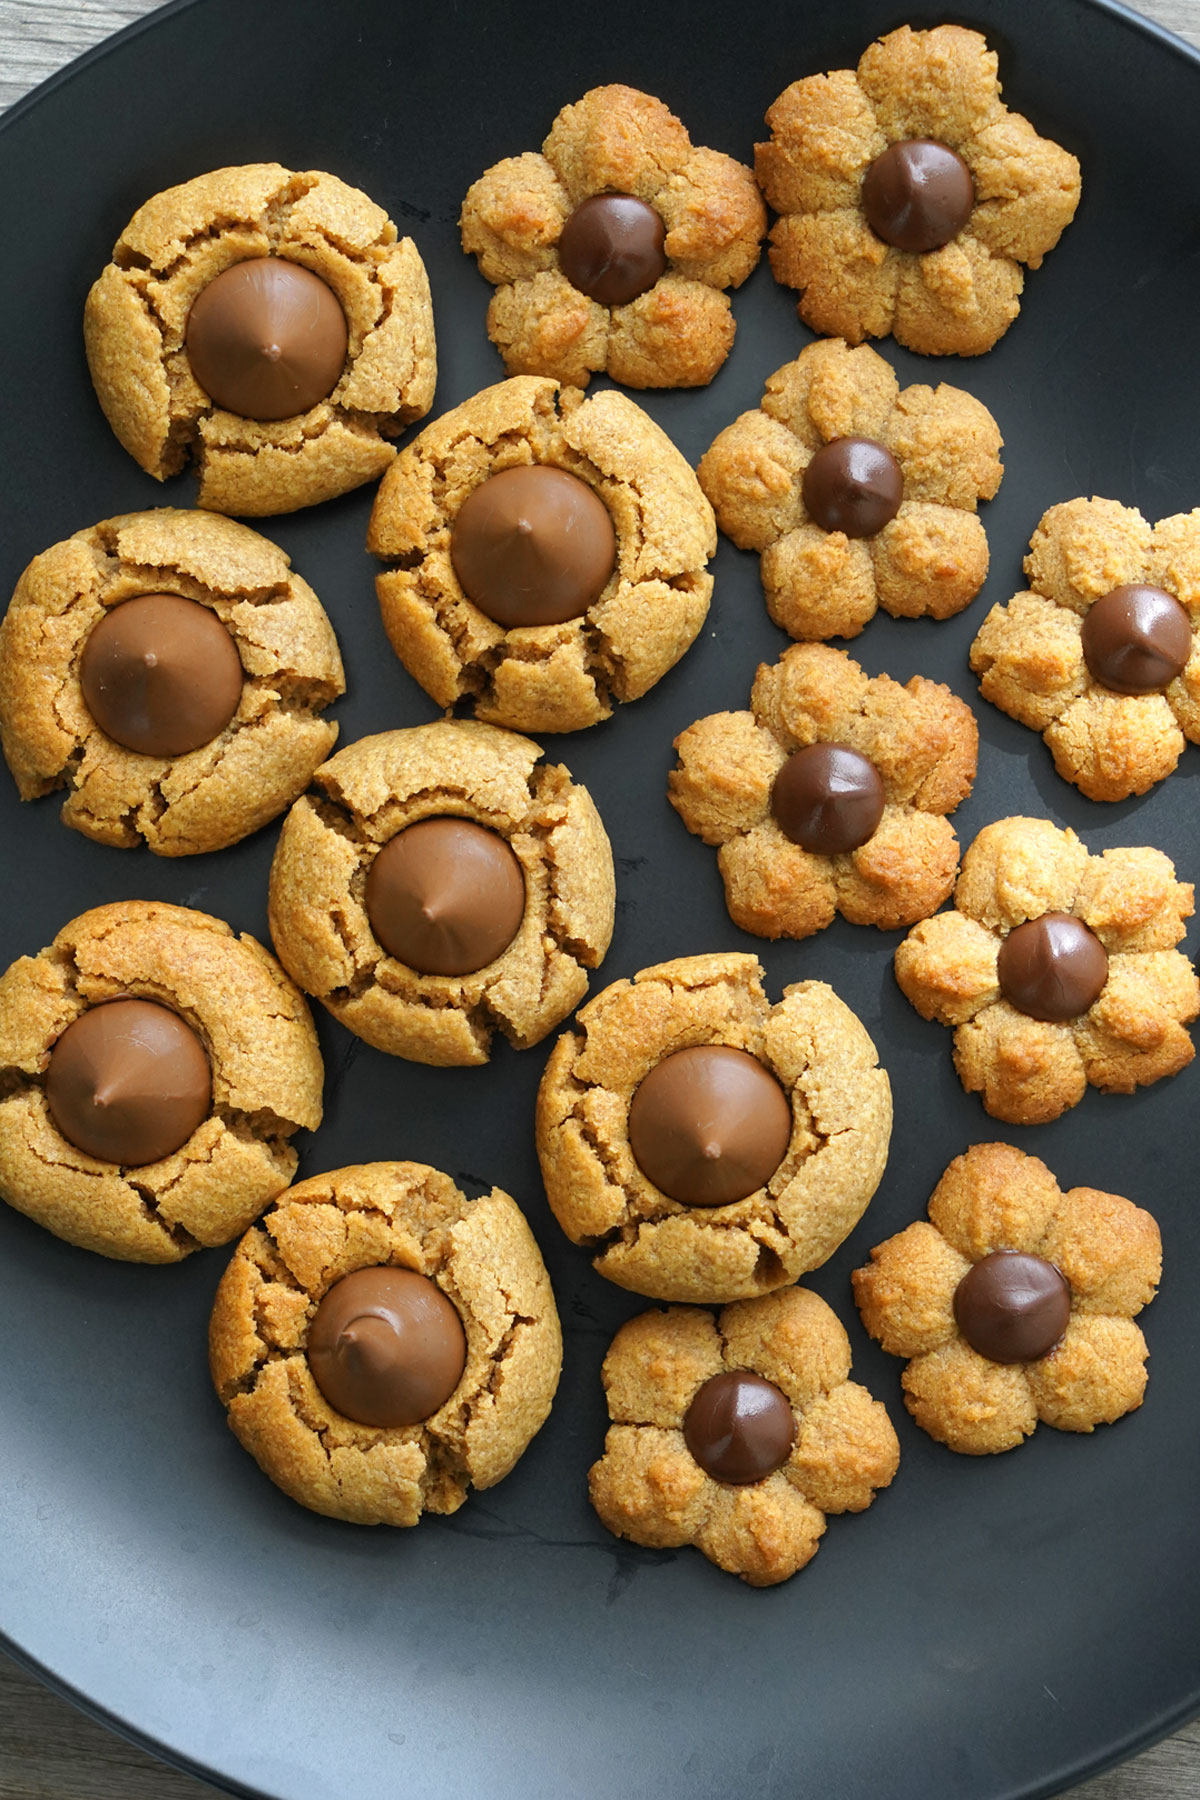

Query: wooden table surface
1;2;1199;1795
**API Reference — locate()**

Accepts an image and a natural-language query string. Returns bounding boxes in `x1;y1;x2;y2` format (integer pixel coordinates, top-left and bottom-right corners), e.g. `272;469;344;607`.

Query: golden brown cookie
853;1143;1161;1455
757;25;1081;356
970;499;1200;800
460;84;765;389
697;338;1002;639
536;952;891;1303
268;720;615;1067
0;510;343;856
894;817;1199;1124
210;1162;562;1526
669;642;977;939
367;376;714;733
589;1290;899;1586
0;901;322;1263
84;163;436;515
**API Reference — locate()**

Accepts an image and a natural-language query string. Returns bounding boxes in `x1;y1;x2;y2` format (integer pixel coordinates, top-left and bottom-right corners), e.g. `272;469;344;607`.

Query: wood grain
0;1;1198;1795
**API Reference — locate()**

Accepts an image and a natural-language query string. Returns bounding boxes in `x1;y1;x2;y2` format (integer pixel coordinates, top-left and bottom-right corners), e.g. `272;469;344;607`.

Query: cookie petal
750;641;872;747
1044;691;1185;802
965;114;1082;269
718;826;838;941
1025;1315;1148;1431
953;1003;1088;1125
697;411;806;551
954;816;1088;930
1076;847;1195;952
970;591;1087;730
882;382;1004;509
768;210;898;345
589;1425;712;1547
486;271;608;386
543;85;691;204
607;279;736;388
871;503;989;620
762;522;878;640
459;152;569;284
1025;498;1152;613
852;1220;969;1358
927;1141;1061;1261
658;147;765;288
892;237;1022;358
756;70;885;214
669;711;783;845
894;911;1000;1025
1041;1188;1161;1318
902;1338;1037;1455
834;808;960;930
602;1307;724;1426
857;24;1002;146
693;1476;826;1586
1074;950;1199;1092
787;1381;900;1513
718;1286;851;1409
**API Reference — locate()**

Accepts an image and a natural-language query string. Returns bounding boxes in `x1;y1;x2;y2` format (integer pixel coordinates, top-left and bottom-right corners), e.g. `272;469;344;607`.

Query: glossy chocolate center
450;465;617;628
44;999;211;1166
683;1371;797;1485
997;912;1109;1023
1081;585;1192;695
862;139;975;253
627;1045;792;1208
79;593;243;758
802;437;904;539
185;257;349;421
953;1250;1071;1364
771;743;885;855
365;817;526;977
307;1267;467;1428
558;193;668;306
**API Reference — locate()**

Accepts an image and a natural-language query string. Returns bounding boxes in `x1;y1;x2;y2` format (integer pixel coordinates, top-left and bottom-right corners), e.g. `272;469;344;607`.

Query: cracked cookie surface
268;720;615;1066
84;163;436;515
209;1161;562;1526
0;509;344;856
0;901;323;1262
536;952;891;1302
589;1290;899;1585
367;375;714;734
697;338;1002;639
669;642;977;939
853;1143;1161;1454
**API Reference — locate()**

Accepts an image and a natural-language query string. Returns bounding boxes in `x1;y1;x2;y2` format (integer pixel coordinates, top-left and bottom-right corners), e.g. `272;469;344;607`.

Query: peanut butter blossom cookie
757;25;1081;356
853;1144;1161;1455
697;338;1002;640
0;510;343;856
589;1291;899;1586
210;1162;561;1526
895;817;1199;1125
971;498;1200;800
0;902;322;1262
269;720;615;1067
85;164;436;515
460;84;765;388
536;952;891;1303
669;642;977;940
367;376;714;733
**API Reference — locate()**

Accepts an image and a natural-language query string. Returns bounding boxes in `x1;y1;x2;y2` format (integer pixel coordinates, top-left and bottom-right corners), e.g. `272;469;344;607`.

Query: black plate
1;2;1198;1795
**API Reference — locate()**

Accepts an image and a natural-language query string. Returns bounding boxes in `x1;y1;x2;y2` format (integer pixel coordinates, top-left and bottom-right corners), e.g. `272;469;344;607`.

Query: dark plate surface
1;2;1198;1796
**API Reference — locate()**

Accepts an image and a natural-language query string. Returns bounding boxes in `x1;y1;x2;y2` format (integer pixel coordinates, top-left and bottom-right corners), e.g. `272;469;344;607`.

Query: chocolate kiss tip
515;518;534;536
703;1142;721;1161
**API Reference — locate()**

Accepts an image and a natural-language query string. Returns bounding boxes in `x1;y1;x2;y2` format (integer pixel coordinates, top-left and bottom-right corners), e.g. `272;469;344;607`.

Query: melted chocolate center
953;1250;1071;1364
307;1267;467;1428
996;913;1109;1023
627;1046;792;1207
862;139;975;253
558;193;668;305
683;1371;797;1484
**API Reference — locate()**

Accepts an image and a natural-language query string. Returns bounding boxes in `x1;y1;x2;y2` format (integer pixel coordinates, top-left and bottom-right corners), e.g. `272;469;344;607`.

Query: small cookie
757;24;1081;355
84;163;436;515
0;510;343;856
971;498;1200;800
669;642;977;940
895;816;1199;1124
367;376;714;733
269;720;615;1067
210;1162;562;1526
853;1143;1161;1455
460;84;765;389
536;951;891;1303
0;901;322;1262
589;1291;899;1586
697;338;1002;640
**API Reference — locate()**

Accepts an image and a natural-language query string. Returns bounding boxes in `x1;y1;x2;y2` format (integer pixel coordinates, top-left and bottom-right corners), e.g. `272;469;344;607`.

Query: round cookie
268;720;615;1066
669;642;978;939
84;163;436;515
894;817;1200;1124
367;376;714;734
460;83;765;389
0;902;323;1262
589;1290;899;1586
536;952;892;1303
697;338;1003;640
756;25;1081;356
209;1161;562;1526
0;510;344;856
853;1143;1161;1454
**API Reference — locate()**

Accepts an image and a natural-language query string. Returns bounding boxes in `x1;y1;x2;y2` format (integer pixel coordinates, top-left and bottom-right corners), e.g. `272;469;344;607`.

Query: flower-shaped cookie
756;25;1081;356
460;84;765;389
589;1290;899;1586
853;1143;1161;1455
971;499;1200;801
537;952;891;1303
0;510;344;856
669;643;977;940
697;339;1002;641
895;817;1199;1124
85;164;436;515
